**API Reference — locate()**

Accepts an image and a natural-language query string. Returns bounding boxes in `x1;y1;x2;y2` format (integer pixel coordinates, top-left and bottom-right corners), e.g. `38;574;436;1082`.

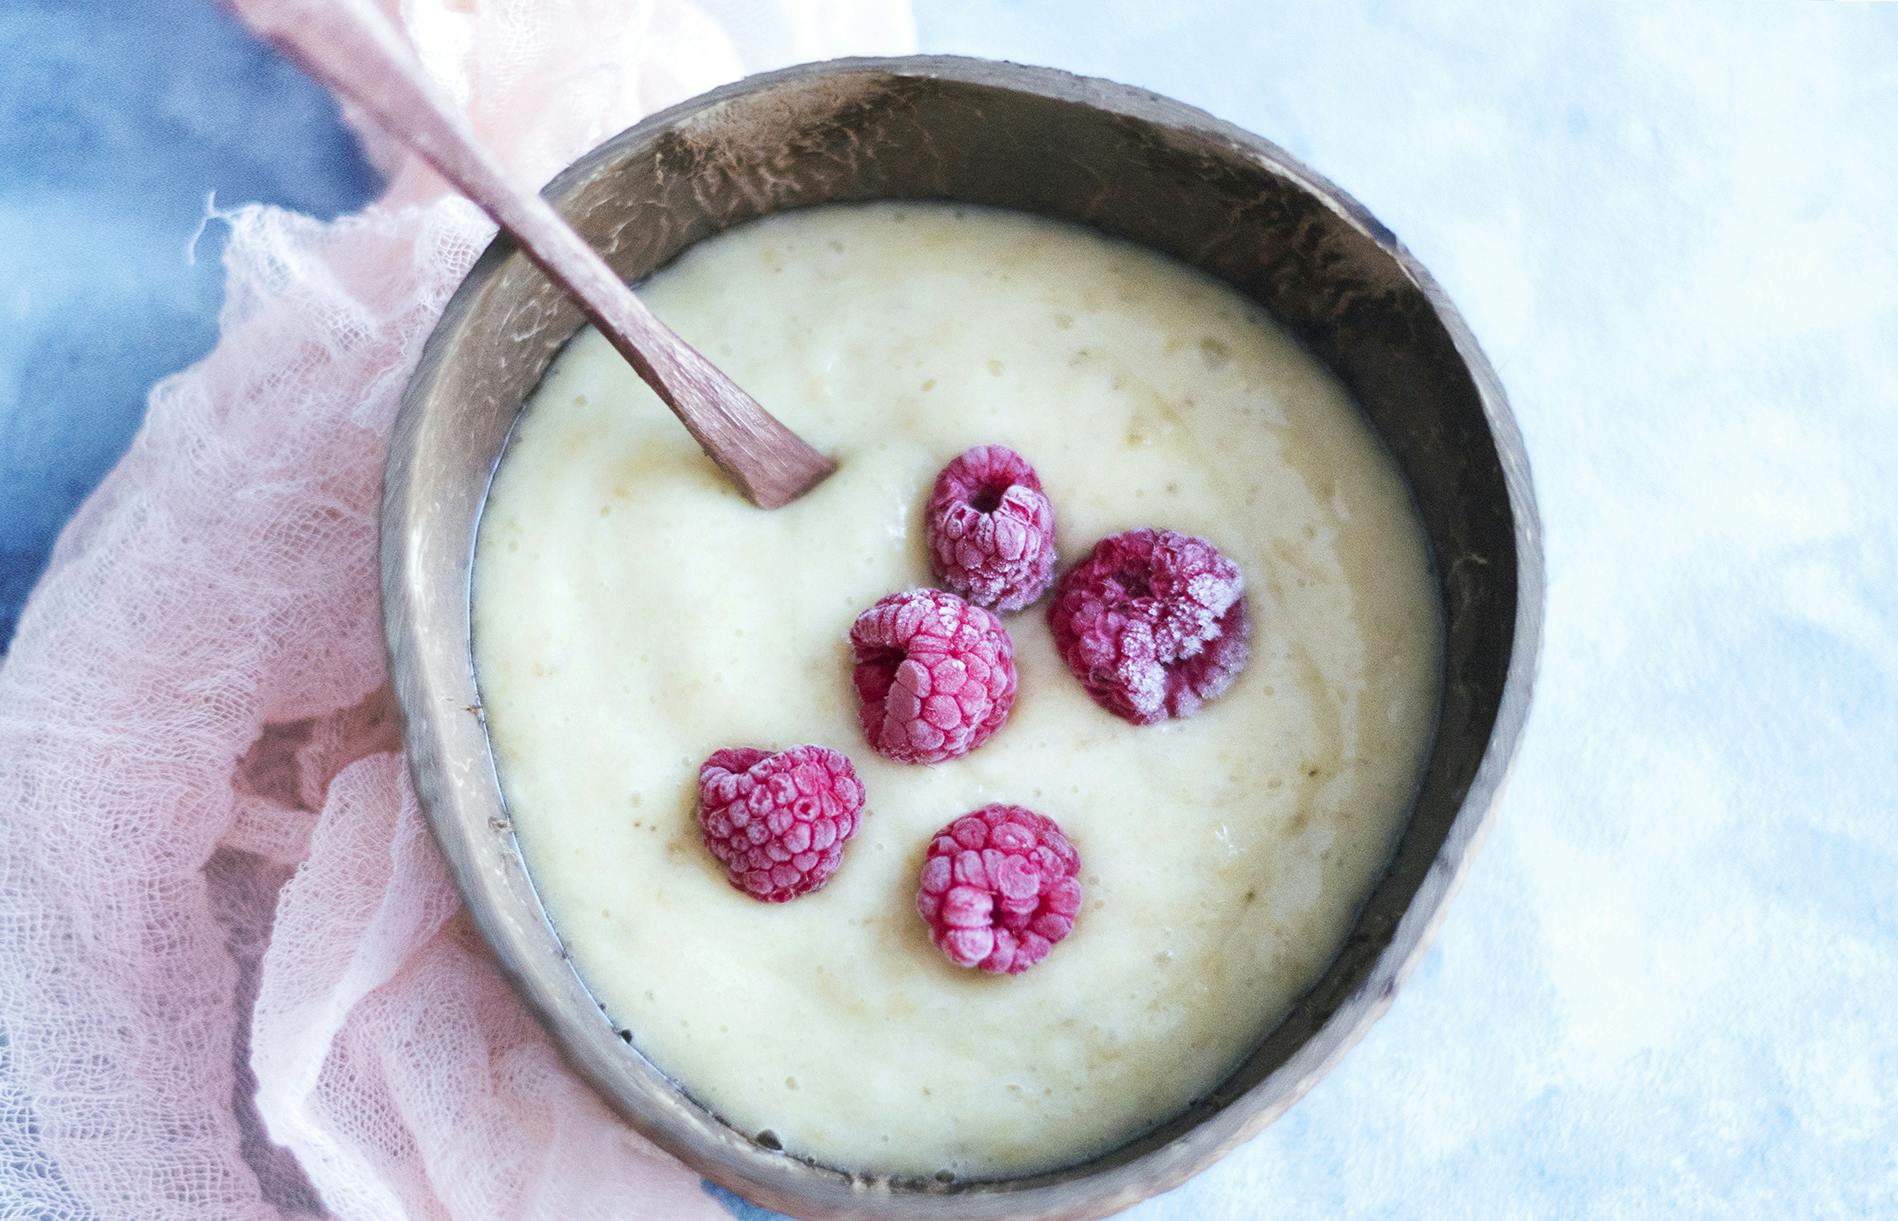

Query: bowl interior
383;56;1540;1221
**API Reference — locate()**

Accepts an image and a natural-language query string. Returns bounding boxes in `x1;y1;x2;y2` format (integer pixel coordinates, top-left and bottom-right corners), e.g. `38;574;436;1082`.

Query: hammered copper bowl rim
382;55;1542;1221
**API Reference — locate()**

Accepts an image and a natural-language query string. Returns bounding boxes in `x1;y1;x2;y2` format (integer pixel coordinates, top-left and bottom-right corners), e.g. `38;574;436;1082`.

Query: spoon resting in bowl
237;0;837;509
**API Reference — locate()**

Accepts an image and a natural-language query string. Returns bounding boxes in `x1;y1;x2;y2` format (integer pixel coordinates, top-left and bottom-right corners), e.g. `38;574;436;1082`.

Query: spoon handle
239;0;835;508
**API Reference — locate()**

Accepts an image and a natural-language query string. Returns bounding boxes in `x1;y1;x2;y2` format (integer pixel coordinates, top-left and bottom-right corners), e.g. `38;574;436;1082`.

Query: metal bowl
383;55;1541;1221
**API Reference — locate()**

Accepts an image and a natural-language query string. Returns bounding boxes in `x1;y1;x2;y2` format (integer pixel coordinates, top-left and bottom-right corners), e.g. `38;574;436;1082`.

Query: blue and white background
4;1;1895;1216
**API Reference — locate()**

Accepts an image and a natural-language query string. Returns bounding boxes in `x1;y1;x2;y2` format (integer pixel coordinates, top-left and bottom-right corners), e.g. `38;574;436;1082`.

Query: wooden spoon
240;0;836;509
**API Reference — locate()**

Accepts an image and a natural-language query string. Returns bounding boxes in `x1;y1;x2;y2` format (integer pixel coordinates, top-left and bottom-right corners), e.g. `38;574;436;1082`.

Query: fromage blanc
472;201;1441;1177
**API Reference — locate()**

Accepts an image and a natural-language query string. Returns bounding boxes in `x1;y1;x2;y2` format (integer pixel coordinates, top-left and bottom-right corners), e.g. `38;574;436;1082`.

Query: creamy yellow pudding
472;202;1441;1177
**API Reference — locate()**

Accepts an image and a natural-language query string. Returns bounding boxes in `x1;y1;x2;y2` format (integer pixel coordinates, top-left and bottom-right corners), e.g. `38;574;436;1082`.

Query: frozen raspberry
697;745;865;901
1048;527;1251;724
850;588;1017;765
916;804;1082;975
924;445;1057;612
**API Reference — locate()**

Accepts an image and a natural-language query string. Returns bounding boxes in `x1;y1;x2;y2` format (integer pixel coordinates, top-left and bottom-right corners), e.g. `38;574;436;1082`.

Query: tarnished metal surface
381;56;1541;1221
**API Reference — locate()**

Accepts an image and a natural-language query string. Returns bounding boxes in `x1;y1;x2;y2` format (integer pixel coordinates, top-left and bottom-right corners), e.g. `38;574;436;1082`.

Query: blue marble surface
0;0;377;647
4;2;1897;1217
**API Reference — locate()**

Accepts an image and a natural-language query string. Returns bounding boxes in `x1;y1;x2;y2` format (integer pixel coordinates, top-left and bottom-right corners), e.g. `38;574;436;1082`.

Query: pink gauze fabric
0;2;913;1217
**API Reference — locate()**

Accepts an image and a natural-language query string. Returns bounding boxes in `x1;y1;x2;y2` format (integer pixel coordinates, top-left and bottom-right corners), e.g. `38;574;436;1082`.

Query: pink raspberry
1048;527;1252;725
850;588;1017;765
924;445;1057;612
916;804;1082;975
697;745;865;901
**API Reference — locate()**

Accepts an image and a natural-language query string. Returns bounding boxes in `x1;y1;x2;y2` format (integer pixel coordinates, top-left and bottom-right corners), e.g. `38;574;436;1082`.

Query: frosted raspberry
697;745;865;901
850;588;1017;765
916;804;1082;975
924;445;1057;612
1048;527;1251;724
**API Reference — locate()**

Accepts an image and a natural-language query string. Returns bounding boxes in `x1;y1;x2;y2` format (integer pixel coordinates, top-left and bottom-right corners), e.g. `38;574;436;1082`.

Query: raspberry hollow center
968;484;1006;514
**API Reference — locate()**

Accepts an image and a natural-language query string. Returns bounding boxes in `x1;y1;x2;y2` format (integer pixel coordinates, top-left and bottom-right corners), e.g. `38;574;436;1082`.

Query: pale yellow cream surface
472;202;1441;1177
